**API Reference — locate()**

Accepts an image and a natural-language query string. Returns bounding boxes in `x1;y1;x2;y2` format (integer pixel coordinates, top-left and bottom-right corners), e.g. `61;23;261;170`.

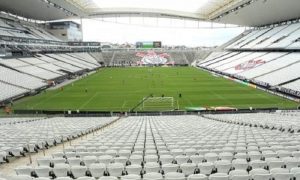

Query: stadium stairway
109;52;116;66
89;52;105;65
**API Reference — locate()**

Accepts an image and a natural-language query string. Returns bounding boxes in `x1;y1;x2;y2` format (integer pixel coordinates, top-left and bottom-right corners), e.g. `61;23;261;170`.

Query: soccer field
14;67;298;111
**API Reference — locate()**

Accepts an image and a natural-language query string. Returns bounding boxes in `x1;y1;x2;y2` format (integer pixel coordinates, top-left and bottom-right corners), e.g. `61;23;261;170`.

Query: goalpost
142;97;175;111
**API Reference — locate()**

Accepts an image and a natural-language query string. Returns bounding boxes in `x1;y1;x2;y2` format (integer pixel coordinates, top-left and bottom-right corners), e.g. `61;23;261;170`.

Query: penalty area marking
121;101;127;109
78;92;99;109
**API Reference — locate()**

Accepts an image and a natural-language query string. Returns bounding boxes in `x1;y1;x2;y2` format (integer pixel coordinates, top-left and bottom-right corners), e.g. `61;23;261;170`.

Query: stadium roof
1;0;300;26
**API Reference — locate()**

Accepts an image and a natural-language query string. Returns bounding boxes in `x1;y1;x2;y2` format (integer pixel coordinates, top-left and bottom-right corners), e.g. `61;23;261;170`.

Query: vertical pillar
80;17;84;41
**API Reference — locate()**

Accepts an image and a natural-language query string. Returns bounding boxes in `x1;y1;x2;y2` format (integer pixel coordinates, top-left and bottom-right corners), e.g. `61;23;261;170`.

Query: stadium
0;0;300;179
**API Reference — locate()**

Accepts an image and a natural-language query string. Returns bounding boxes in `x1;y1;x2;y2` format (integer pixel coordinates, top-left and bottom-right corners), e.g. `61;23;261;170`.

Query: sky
81;18;246;47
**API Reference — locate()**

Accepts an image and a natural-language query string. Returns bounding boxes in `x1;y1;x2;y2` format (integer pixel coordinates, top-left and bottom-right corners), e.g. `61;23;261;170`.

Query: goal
142;97;175;111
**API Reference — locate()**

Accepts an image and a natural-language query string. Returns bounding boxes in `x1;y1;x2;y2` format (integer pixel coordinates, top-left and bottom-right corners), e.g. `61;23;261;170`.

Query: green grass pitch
14;67;298;111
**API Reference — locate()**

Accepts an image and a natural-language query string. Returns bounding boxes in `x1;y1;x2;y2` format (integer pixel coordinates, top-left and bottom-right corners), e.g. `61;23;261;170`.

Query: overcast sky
81;18;246;47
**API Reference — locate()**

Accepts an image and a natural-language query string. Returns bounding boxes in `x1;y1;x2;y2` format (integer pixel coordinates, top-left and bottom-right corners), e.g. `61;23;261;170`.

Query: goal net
142;97;175;111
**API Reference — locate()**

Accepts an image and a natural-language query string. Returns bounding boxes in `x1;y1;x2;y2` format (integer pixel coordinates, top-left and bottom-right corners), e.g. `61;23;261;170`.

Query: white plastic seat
236;147;247;153
292;151;300;159
87;147;97;153
232;159;248;170
99;176;118;180
282;157;299;170
185;148;197;157
10;147;24;157
229;170;250;180
235;153;248;160
53;163;70;177
34;178;51;180
198;162;215;175
180;163;197;176
119;150;131;158
250;168;271;180
175;155;190;165
105;150;117;157
89;163;106;178
114;156;128;165
77;177;96;180
67;157;81;166
219;152;234;161
188;174;208;180
171;149;184;157
160;154;175;165
143;172;163;180
83;156;97;167
277;150;292;159
75;146;87;153
107;163;125;177
15;166;33;176
270;168;292;180
249;160;267;169
129;155;143;165
145;149;157;155
144;155;158;163
0;151;7;163
37;157;52;166
120;174;141;180
144;162;160;173
162;163;180;174
98;155;113;165
52;152;65;158
52;157;66;165
56;177;73;180
262;151;277;159
205;153;218;163
266;158;284;169
35;166;51;177
215;160;232;173
126;164;142;175
190;155;204;164
71;165;87;178
209;173;229;180
291;167;300;175
165;172;185;180
294;173;300;180
248;151;262;161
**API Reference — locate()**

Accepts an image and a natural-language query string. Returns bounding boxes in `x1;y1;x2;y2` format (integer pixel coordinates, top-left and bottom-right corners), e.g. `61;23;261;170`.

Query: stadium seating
35;54;84;73
68;53;101;66
103;50;204;66
199;21;300;96
0;58;62;80
0;117;115;164
46;54;96;70
0;52;102;102
282;80;300;92
0;66;47;90
226;21;300;50
199;51;300;94
1;114;297;179
0;17;60;41
0;81;29;102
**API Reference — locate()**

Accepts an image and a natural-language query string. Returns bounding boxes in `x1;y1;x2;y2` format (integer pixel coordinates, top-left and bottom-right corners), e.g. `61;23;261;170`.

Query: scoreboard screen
136;41;162;48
